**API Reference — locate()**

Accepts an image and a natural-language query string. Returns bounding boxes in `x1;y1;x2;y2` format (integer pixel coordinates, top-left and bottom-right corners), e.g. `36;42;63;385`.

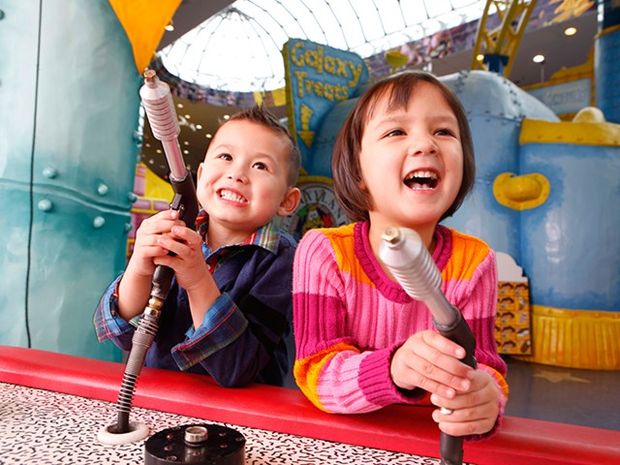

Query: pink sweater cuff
358;345;426;407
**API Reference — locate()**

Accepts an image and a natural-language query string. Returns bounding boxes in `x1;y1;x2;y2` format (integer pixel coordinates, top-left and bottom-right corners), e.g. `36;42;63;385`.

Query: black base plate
145;423;245;465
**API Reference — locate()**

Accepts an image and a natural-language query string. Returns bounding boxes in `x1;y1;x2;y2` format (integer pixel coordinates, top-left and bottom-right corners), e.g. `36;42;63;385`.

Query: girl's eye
252;161;268;170
217;153;233;161
385;129;405;138
435;128;455;137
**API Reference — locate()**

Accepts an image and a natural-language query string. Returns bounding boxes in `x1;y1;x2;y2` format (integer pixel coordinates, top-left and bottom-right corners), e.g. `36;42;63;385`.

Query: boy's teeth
219;190;247;203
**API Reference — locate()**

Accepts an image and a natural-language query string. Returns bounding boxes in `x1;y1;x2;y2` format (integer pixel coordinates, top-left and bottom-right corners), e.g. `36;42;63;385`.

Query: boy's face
197;119;299;238
359;81;464;236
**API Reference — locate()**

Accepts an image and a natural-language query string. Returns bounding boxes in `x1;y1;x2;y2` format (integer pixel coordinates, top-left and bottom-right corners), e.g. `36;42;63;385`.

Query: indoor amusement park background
0;0;618;372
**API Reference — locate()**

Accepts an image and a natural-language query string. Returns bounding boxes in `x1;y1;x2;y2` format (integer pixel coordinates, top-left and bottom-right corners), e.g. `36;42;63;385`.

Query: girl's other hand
430;369;501;436
390;330;474;399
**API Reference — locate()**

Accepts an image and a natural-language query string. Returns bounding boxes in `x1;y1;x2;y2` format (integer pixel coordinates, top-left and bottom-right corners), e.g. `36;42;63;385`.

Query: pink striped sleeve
292;229;411;413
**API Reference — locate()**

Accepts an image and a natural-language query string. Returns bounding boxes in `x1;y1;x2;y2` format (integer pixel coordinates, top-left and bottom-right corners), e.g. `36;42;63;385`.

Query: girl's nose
409;135;438;157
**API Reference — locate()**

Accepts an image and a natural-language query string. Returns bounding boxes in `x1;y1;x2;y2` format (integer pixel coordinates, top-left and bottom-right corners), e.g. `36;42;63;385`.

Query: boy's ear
277;186;301;216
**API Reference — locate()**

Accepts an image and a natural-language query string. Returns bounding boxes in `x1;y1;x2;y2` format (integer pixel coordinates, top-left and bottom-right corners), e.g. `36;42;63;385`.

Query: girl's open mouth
403;170;438;190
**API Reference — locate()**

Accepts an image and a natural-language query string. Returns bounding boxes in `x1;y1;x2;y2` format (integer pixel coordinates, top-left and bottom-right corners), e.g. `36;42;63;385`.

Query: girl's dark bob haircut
331;70;475;222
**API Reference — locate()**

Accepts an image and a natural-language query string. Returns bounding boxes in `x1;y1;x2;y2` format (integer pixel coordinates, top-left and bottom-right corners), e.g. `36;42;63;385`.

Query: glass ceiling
160;0;489;92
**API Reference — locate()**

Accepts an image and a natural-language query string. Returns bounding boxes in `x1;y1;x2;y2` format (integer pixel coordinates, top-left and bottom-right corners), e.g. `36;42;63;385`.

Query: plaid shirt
93;219;296;387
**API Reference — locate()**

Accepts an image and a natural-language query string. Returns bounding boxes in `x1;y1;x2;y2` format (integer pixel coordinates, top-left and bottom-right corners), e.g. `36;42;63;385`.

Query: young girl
293;71;508;438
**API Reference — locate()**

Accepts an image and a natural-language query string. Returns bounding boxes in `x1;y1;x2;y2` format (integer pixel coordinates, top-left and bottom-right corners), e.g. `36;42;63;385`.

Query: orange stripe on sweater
326;224;376;288
293;341;360;412
442;230;492;282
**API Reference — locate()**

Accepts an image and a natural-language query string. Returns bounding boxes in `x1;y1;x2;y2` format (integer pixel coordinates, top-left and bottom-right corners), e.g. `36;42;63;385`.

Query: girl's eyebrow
367;113;408;130
369;112;458;130
428;113;458;125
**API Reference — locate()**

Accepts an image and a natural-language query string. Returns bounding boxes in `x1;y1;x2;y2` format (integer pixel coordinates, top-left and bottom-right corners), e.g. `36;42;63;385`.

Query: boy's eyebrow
208;143;279;163
206;142;229;154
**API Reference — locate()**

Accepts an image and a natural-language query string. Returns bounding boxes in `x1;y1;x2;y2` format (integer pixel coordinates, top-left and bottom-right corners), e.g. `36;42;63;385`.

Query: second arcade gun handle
113;70;199;434
379;227;476;465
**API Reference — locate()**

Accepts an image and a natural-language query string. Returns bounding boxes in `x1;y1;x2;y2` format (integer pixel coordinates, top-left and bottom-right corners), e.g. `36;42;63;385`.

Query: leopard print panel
0;382;442;464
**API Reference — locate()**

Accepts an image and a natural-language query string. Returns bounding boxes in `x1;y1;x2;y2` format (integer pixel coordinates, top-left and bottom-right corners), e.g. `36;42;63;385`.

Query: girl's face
359;81;464;238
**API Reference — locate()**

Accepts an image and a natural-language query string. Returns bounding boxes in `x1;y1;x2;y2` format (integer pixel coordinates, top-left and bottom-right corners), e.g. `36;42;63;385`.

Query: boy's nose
226;171;248;183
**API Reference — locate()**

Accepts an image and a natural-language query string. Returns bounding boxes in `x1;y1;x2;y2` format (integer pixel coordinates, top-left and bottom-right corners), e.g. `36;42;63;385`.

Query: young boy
94;106;301;387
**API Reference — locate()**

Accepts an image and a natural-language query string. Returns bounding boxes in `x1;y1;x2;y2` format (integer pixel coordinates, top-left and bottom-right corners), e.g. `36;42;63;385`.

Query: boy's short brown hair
222;106;301;187
332;71;475;222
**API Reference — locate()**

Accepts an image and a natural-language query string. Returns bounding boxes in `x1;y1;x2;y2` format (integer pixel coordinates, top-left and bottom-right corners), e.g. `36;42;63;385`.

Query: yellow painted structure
520;113;620;146
515;108;620;370
471;0;537;76
143;164;174;200
516;305;620;370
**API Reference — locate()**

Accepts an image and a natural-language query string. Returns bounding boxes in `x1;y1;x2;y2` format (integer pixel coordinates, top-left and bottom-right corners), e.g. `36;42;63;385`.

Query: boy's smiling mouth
218;188;248;203
404;169;438;190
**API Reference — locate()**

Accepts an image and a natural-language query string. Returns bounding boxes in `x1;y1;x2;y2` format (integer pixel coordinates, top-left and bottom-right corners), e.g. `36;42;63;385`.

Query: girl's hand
129;209;185;278
430;369;501;436
391;330;474;399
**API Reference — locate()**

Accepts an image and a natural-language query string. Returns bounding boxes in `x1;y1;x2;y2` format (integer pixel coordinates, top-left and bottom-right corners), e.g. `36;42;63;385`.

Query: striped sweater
293;222;508;416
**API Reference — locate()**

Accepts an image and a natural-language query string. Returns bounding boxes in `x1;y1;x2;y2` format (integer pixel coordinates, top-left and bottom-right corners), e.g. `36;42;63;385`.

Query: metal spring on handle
115;306;161;426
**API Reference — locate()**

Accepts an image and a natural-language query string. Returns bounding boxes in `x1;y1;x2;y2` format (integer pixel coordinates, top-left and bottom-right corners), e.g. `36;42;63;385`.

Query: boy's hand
153;221;209;292
129;209;185;278
430;369;501;436
154;220;219;328
390;330;473;400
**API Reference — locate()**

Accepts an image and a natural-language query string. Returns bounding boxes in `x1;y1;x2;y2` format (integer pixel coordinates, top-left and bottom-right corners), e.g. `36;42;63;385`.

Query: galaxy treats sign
282;38;369;160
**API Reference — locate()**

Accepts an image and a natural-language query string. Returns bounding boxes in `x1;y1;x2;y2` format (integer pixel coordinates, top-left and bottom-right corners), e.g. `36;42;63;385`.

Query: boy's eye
252;161;268;170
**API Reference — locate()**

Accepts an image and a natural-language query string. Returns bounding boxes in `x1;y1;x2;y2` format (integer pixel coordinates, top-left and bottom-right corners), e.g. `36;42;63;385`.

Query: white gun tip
381;226;402;246
143;69;158;86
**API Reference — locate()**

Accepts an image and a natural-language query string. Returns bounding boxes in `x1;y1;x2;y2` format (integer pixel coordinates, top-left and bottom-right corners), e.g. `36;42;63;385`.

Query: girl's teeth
406;170;437;180
408;182;434;190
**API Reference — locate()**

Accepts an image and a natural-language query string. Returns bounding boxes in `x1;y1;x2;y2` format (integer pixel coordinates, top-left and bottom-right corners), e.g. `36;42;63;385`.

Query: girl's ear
277;186;301;216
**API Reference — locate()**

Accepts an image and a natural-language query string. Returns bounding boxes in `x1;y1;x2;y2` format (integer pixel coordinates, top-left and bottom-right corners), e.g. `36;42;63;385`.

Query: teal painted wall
0;0;140;360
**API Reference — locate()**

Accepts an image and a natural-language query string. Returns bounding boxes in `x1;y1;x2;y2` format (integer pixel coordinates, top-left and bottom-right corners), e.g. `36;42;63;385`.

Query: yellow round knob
493;172;550;210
